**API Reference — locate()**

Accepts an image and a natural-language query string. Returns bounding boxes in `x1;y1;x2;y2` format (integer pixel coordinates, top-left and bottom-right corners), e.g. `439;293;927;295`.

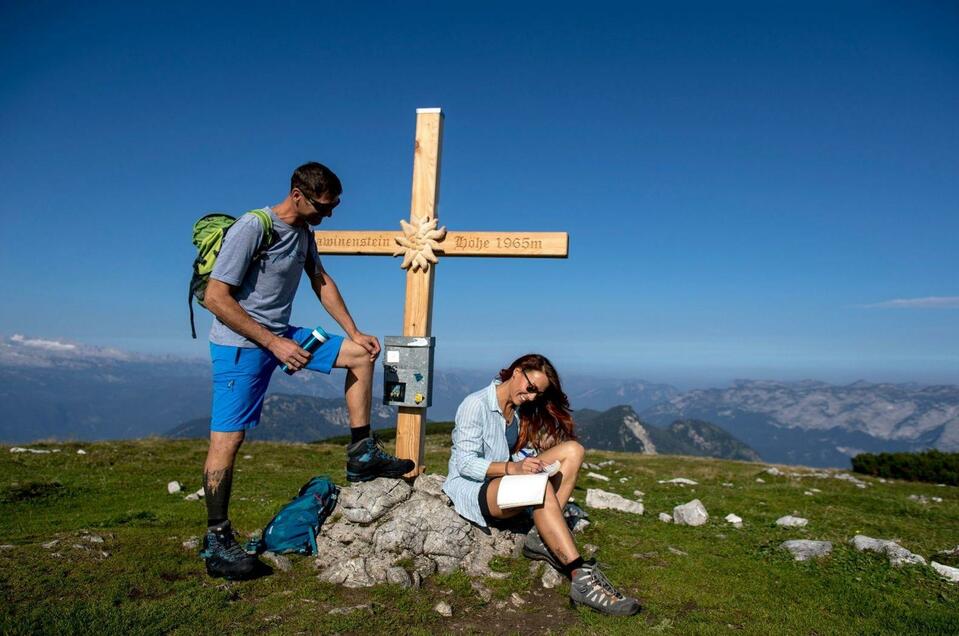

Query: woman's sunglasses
521;369;546;397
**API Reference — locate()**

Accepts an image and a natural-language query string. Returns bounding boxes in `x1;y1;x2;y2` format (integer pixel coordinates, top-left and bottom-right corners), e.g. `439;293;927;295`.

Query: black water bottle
281;326;330;374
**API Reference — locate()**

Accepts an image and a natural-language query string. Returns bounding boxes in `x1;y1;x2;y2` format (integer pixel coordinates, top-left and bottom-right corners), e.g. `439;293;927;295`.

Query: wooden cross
315;108;568;475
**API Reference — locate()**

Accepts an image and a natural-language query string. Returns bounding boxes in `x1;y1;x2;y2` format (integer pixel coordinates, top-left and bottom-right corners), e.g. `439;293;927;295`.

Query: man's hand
350;331;381;361
268;336;312;372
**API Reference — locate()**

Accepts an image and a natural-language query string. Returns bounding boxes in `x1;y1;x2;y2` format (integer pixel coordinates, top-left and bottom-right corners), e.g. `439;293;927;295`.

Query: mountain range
3;334;958;468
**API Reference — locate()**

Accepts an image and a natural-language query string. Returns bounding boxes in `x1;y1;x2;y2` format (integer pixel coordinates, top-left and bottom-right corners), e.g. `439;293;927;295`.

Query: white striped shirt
442;380;518;527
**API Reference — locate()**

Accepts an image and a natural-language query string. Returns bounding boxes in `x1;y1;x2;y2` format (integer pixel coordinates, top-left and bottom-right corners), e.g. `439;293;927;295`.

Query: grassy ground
2;433;957;635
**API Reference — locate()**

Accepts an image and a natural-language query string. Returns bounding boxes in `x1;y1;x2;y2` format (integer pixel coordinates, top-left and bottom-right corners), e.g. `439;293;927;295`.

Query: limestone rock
340;478;412;524
182;536;199;551
585;488;644;514
672;499;708;526
775;516;808;528
781;540;832;561
319;557;374;587
76;449;87;455
262;551;292;572
851;535;926;567
167;481;182;495
412;473;448;499
386;566;412;587
724;513;743;528
541;567;563;589
434;601;453;617
586;472;610;482
184;487;204;501
658;512;672;523
931;561;959;583
658;478;698;486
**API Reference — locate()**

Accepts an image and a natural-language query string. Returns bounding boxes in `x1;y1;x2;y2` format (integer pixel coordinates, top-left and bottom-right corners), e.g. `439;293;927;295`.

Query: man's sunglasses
308;197;337;214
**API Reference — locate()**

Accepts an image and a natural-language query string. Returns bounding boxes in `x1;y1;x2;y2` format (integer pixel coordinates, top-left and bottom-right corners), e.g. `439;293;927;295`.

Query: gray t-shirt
209;206;322;347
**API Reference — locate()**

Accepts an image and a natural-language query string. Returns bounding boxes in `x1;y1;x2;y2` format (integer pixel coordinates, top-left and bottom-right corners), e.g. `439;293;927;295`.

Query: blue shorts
209;326;345;433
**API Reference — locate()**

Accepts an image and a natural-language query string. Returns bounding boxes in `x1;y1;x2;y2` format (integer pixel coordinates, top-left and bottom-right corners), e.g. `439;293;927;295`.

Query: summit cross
314;108;568;476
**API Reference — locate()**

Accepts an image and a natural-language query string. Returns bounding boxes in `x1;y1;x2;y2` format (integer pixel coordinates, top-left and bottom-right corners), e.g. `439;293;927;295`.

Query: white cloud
9;334;78;351
860;296;959;309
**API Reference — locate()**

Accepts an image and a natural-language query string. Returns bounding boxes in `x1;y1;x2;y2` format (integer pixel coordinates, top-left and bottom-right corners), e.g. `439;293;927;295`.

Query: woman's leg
532;440;585;509
530;480;580;565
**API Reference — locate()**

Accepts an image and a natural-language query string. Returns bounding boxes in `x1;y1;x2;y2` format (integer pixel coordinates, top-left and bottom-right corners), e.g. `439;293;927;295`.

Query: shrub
851;449;959;486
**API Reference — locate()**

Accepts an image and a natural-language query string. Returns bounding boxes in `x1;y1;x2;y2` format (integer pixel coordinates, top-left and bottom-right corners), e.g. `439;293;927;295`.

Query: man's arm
308;265;380;360
205;280;311;371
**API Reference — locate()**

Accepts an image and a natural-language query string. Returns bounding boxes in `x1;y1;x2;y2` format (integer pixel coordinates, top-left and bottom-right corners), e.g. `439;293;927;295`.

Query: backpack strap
246;209;275;259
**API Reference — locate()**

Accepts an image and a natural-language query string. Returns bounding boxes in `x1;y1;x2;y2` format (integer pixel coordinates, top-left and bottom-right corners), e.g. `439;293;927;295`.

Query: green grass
2;436;957;635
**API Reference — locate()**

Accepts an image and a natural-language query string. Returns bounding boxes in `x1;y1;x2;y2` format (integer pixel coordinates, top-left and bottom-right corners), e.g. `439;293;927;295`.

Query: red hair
497;353;575;452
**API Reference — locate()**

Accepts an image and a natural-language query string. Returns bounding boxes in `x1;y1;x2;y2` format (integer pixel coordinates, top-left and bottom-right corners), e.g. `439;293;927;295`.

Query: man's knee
336;341;374;373
208;431;245;457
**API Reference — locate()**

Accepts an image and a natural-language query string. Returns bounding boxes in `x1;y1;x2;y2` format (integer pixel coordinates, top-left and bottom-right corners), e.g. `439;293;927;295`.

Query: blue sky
1;1;956;386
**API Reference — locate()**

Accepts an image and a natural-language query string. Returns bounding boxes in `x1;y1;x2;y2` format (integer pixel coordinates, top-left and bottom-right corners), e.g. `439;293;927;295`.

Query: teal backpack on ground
188;210;274;338
247;476;339;555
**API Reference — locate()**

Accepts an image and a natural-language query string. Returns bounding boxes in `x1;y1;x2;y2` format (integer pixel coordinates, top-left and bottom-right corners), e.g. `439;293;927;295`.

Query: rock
243;455;253;460
724;514;743;528
182;537;199;551
658;478;698;486
76;449;87;455
722;482;734;487
931;561;959;583
541;567;563;589
810;488;821;493
619;477;628;483
412;473;447;498
10;447;51;454
262;551;292;572
434;601;453;617
582;544;598;557
386;566;412;587
667;546;688;556
781;540;832;561
755;478;766;483
585;463;601;470
833;473;867;487
598;460;615;467
932;497;943;503
41;540;59;549
319;557;375;588
167;481;182;494
328;604;373;616
672;499;709;526
471;580;492;601
184;487;204;501
804;491;814;496
585;488;644;514
851;535;926;567
586;472;610;482
765;467;785;476
571;518;591;533
0;545;14;550
510;592;526;607
82;534;104;544
633;490;645;498
658;512;672;523
775;516;808;528
340;478;412;524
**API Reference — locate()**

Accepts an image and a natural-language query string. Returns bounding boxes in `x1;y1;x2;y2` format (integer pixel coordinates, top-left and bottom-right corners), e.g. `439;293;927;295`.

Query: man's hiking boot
346;435;415;482
201;521;261;580
569;562;641;616
522;527;564;572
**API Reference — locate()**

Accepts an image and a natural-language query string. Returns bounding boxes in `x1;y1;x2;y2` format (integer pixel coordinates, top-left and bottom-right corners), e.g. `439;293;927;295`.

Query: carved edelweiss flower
393;215;447;271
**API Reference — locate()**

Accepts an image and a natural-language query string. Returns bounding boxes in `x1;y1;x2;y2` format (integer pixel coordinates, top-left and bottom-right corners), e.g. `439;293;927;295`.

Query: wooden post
395;108;444;476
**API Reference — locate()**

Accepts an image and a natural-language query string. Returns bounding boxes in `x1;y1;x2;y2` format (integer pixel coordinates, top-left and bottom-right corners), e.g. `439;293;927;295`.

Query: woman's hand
508;457;545;475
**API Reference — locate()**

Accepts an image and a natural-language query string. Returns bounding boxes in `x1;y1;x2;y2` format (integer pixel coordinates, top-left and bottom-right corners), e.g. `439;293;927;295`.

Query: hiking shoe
522;527;563;572
200;521;261;580
346;435;415;482
569;562;641;616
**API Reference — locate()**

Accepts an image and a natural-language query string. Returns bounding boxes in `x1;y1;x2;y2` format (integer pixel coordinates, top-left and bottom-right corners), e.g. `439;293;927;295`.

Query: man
199;162;413;580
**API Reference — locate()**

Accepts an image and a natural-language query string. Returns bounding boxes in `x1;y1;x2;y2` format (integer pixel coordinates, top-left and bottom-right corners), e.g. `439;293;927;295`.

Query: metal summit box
382;336;435;408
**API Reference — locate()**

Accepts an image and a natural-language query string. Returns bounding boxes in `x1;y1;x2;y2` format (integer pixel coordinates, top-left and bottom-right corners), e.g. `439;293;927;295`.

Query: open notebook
495;460;561;509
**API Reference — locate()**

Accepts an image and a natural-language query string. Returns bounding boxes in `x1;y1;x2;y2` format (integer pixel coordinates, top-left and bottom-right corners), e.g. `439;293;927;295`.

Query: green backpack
189;210;274;339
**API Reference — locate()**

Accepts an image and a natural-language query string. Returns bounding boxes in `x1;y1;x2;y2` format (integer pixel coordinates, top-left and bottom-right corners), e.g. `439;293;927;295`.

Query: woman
442;354;640;616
